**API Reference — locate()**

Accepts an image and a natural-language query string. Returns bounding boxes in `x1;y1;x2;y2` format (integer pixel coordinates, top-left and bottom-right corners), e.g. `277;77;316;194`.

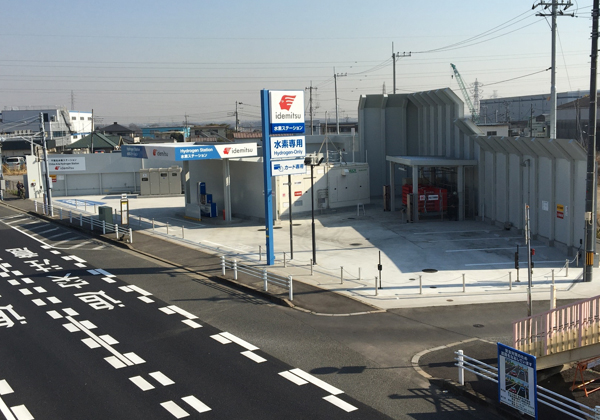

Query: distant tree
128;123;141;133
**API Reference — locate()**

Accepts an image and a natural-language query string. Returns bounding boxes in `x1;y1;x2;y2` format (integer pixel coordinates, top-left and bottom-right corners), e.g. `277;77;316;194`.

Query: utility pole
533;0;574;139
333;68;347;134
184;113;189;140
584;0;599;282
392;43;411;94
305;83;317;135
71;90;75;110
235;102;242;132
40;113;53;215
525;205;533;317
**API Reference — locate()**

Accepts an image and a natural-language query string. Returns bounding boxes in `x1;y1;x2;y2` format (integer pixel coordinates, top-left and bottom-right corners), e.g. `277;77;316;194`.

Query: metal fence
455;350;600;419
221;256;293;301
34;201;133;243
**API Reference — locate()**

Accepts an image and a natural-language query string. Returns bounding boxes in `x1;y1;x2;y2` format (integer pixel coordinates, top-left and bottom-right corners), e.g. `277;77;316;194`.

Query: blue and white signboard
498;343;537;418
122;143;257;161
271;158;306;176
270;136;305;160
269;90;305;134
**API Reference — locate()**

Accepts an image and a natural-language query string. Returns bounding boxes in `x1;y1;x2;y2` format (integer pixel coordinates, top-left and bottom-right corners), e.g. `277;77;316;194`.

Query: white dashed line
288;369;343;395
47;311;62;319
18;289;32;296
63;308;79;317
241;351;266;363
160;401;189;419
159;307;176;315
47;296;61;304
323;395;358;412
129;285;151;296
210;334;232;345
167;305;197;320
0;380;13;395
21;278;33;284
9;404;34;420
138;296;154;304
129;376;155;391
149;371;174;386
181;319;202;329
33;287;46;293
219;332;258;351
181;395;211;414
31;299;46;307
279;371;308;386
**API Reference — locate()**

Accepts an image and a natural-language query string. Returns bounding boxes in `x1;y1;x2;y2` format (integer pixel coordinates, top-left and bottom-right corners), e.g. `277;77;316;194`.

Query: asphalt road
0;204;542;419
0;210;388;420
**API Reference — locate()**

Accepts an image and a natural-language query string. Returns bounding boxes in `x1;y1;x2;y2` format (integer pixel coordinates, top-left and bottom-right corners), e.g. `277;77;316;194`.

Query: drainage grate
422;269;438;273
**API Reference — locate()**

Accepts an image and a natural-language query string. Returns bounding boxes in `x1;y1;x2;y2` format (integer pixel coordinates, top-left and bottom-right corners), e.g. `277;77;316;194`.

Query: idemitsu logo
153;149;157;156
279;95;296;111
153;149;168;157
223;148;231;155
55;166;60;170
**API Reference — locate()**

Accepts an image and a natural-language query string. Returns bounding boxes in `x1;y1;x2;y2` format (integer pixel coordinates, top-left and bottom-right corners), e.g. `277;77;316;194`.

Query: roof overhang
386;155;478;167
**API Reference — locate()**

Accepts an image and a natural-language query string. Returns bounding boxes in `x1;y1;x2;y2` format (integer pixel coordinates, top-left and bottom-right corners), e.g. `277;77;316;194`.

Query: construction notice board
498;343;537;418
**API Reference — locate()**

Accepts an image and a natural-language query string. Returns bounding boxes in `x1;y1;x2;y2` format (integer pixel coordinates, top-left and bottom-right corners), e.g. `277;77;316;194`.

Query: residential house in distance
64;132;125;154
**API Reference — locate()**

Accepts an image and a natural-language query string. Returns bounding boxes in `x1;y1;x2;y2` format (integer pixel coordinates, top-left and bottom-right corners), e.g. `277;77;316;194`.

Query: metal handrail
221;256;293;301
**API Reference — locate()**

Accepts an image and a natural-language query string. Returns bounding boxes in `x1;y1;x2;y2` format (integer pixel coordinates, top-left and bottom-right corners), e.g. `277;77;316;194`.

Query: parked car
5;156;25;169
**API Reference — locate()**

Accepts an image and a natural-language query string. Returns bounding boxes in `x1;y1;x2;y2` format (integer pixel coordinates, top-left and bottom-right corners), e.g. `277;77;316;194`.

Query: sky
0;0;596;127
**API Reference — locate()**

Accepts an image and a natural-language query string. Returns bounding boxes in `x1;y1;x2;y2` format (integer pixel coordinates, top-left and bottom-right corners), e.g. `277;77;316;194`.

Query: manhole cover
422;269;438;273
429;286;437;289
473;324;485;328
349;243;362;246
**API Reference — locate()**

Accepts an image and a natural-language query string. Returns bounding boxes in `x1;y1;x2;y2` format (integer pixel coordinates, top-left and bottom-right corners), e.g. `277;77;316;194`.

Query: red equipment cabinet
402;185;447;213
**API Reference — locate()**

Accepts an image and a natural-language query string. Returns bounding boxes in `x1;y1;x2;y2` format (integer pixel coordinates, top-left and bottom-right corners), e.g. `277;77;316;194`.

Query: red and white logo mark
223;147;231;155
279;95;296;111
153;149;157;156
55;166;60;170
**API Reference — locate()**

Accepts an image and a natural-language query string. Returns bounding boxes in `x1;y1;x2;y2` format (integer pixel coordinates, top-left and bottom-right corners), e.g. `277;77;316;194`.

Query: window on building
72;117;76;121
80;117;84;120
88;117;92;120
487;131;497;136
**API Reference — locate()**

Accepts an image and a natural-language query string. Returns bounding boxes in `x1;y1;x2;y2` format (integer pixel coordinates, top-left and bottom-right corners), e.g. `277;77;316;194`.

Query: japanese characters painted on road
497;343;537;419
271;158;306;176
270;136;305;160
121;143;257;161
269;91;305;135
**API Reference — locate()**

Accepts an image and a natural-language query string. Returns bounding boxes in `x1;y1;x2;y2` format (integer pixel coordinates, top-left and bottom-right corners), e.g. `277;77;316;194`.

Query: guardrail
455;350;600;419
513;295;600;358
34;201;133;243
221;256;293;301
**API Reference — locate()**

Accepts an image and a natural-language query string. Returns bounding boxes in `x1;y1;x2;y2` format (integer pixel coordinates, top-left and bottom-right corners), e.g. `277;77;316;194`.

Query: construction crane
450;63;479;123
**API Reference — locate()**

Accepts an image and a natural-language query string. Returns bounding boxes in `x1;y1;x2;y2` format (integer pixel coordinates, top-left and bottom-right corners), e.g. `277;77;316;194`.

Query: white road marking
278;371;308;386
69;256;86;263
128;285;151;296
159;307;176;315
138;296;154;304
47;232;70;240
167;305;197;320
0;398;15;420
67;316;134;367
323;395;358;412
47;296;61;304
464;259;568;267
95;269;114;277
0;380;13;395
241;351;266;363
47;311;63;319
69;242;92;250
33;287;46;293
80;320;96;330
36;227;59;235
11;271;22;277
446;246;545;252
50;250;61;255
413;229;490;235
7;280;19;286
99;335;118;345
102;277;116;284
53;238;81;246
203;240;254;255
92;245;105;250
82;338;101;349
74;263;87;268
219;332;258;351
10;404;33;420
18;289;32;296
31;299;46;307
123;352;145;365
182;320;201;329
87;270;99;275
181;395;211;414
21;279;33;284
0;273;8;278
428;236;522;242
105;356;127;369
63;323;79;333
119;286;133;293
160;401;189;418
210;334;231;345
63;308;79;317
129;376;155;391
149;371;174;386
289;369;343;395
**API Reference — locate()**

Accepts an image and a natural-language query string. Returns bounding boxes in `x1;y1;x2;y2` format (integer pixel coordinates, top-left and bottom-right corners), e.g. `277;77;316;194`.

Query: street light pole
333;68;346;134
40;113;53;215
305;156;324;265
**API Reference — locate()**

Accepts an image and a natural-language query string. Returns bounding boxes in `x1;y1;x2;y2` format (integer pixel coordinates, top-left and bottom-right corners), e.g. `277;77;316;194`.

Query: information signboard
498;343;537;418
270;136;305;160
269;91;305;134
271;158;306;176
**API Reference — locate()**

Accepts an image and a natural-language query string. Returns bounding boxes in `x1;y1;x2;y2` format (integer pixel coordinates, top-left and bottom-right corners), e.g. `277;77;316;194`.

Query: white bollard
375;276;378;296
233;260;238;280
80;213;83;227
462;273;466;293
259;246;262;262
69;210;72;223
283;252;286;268
358;267;361;281
566;259;569;277
59;208;63;220
129;228;133;243
509;272;512;291
419;275;423;295
310;259;313;276
458;350;465;386
166;222;169;235
115;224;119;239
35;201;38;212
221;256;226;276
288;276;293;301
550;285;557;310
263;269;268;291
341;266;344;284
